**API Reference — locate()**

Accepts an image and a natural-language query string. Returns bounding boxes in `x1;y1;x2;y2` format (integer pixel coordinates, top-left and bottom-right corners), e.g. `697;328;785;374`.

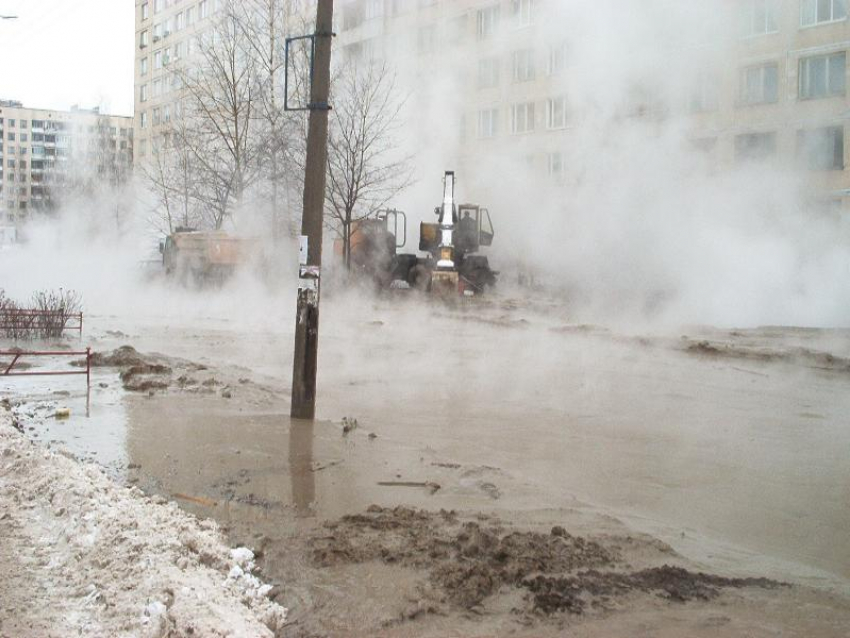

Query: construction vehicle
336;171;497;294
159;228;253;284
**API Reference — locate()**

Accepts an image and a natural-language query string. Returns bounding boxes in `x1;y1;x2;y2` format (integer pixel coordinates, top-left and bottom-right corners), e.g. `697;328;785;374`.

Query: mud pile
312;506;782;618
682;339;850;373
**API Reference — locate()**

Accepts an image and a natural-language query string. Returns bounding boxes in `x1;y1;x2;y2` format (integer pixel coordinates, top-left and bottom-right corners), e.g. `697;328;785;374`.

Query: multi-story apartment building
133;0;850;214
0;100;133;232
332;0;850;212
133;0;226;165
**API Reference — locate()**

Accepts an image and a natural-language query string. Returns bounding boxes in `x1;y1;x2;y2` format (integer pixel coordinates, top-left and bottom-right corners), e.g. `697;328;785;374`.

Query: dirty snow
0;410;286;637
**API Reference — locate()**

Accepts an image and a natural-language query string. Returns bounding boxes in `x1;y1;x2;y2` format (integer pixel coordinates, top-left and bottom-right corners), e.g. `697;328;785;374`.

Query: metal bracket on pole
284;32;337;112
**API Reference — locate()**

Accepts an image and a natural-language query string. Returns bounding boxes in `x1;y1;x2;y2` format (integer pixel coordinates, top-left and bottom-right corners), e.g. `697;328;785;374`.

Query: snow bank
0;409;286;637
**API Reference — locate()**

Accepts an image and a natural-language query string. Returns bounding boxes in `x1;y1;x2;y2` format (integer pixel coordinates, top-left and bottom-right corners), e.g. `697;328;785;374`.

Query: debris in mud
173;492;218;508
311;507;782;619
310;459;344;472
341;416;358;435
377;481;441;495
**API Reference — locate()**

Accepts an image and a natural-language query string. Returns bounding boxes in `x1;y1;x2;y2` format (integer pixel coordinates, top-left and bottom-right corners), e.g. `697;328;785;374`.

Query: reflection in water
289;418;316;516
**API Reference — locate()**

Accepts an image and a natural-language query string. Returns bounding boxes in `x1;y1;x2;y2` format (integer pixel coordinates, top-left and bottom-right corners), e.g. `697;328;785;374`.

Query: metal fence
1;348;91;389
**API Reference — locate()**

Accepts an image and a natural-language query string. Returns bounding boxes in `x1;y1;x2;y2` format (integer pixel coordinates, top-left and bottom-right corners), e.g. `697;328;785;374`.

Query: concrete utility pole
290;0;333;420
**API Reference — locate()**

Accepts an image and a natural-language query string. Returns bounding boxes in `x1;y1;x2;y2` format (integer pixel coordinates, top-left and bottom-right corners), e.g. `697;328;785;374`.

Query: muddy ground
2;291;850;636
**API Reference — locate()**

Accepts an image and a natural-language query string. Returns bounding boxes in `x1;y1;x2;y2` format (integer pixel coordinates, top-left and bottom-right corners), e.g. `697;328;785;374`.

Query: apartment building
132;0;849;213
133;0;225;165
0;100;133;230
333;0;850;211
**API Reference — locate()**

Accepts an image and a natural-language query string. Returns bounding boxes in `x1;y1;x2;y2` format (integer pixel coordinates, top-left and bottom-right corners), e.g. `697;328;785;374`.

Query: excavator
338;171;497;294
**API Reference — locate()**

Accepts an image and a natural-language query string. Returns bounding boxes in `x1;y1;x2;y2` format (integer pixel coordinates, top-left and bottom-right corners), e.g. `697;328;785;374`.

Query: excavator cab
376;209;407;248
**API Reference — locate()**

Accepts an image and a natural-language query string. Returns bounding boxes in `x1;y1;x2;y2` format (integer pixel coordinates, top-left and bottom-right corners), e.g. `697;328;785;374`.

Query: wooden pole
290;0;333;420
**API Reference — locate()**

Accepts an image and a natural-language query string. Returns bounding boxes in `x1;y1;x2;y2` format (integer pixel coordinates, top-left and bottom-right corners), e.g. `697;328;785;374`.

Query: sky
0;0;135;116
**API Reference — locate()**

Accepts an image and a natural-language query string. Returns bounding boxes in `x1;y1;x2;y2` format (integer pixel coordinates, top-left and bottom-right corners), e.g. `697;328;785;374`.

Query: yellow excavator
338;171;497;294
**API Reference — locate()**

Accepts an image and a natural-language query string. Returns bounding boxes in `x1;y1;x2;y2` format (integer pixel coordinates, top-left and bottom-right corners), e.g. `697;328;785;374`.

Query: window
547;96;567;129
154;0;162;13
741;0;779;36
140;84;148;102
510;101;535;133
548;152;564;179
548;41;566;76
140;30;149;47
512;49;535;82
690;71;719;112
140;111;148;129
20;121;27;129
141;2;149;20
164;105;171;123
20;133;27;143
9;119;14;127
154;78;162;97
31;120;43;129
6;159;14;168
200;0;209;19
477;57;500;89
365;0;383;20
153;23;163;40
801;0;847;26
153;108;161;125
799;52;846;98
740;63;779;104
7;133;14;142
477;108;498;138
735;132;776;162
186;7;194;25
477;5;500;38
154;50;163;69
140;56;149;75
797;126;844;169
512;0;534;27
176;11;184;30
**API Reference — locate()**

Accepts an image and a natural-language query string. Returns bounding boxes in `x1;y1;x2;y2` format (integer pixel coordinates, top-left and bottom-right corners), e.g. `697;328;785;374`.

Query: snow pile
0;410;287;637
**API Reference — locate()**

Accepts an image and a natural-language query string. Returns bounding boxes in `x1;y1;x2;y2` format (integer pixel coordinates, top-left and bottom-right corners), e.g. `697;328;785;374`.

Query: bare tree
171;0;265;229
324;61;414;268
141;125;201;234
236;0;304;241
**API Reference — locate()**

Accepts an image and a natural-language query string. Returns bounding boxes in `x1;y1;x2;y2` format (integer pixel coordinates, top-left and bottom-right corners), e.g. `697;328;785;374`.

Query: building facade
0;100;133;230
133;0;228;165
132;0;850;213
332;0;850;211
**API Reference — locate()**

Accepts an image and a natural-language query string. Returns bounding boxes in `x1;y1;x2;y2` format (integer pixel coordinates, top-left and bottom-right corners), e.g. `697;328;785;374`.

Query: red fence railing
1;348;91;389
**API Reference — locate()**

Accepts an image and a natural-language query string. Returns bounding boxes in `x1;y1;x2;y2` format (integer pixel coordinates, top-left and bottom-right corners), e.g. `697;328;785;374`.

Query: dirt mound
523;566;785;615
312;506;782;619
683;339;850;373
88;345;151;367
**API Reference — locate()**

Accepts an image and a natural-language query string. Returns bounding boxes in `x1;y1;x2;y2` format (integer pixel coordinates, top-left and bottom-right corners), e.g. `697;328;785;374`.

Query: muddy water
6;296;850;595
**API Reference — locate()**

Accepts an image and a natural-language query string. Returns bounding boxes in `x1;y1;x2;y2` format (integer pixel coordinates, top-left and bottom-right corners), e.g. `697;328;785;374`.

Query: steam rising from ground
389;0;850;328
2;1;849;329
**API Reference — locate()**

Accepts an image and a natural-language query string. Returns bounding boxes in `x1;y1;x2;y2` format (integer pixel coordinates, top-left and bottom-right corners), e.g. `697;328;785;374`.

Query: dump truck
336;171;497;294
160;228;252;284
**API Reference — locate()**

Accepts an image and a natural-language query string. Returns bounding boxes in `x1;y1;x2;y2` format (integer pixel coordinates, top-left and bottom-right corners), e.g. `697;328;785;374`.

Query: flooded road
4;293;850;634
